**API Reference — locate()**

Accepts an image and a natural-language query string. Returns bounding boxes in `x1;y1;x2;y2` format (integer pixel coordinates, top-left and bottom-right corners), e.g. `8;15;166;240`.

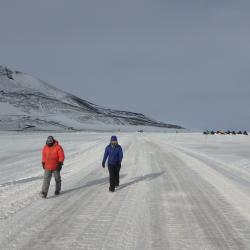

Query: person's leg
41;170;52;197
53;170;61;195
108;165;115;191
114;165;121;187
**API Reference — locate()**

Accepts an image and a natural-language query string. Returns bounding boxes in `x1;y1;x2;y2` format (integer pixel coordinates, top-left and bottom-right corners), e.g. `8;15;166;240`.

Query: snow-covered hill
0;66;183;131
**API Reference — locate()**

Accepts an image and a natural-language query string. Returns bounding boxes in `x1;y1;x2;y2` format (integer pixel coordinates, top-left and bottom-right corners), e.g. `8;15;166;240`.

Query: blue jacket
103;144;123;166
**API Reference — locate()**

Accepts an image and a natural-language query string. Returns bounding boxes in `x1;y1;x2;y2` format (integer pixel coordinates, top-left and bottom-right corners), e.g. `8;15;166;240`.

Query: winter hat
111;135;118;142
46;136;55;145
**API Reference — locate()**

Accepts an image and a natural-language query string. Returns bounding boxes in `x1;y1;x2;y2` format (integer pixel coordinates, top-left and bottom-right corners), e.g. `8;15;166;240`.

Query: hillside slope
0;66;183;131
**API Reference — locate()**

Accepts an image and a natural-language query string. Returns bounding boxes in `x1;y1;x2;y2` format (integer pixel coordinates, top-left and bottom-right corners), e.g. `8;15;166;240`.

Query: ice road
0;132;250;250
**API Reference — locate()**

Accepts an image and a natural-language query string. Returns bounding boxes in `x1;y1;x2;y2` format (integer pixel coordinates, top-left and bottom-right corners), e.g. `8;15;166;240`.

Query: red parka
42;141;65;171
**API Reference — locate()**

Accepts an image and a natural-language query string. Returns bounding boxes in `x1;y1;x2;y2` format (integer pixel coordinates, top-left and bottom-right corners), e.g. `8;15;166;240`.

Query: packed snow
0;132;250;249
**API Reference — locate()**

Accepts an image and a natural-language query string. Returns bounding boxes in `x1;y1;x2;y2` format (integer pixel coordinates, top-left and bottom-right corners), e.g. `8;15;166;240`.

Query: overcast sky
0;0;250;130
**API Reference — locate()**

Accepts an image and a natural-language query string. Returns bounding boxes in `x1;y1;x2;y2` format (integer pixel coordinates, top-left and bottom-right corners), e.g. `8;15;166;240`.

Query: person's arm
118;146;123;165
58;146;65;163
57;146;65;171
42;146;46;169
102;146;109;167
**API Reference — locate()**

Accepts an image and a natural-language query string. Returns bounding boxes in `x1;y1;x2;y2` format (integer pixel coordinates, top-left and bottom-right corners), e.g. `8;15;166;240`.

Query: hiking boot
40;191;47;199
109;187;115;192
54;191;60;196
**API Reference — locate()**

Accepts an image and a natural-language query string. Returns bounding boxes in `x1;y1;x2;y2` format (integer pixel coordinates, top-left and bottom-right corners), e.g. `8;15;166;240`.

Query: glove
118;162;122;167
42;162;45;169
102;161;105;168
57;162;63;171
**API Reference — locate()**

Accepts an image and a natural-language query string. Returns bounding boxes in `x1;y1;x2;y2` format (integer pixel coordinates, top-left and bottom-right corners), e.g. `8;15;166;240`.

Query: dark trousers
42;170;61;195
108;165;121;190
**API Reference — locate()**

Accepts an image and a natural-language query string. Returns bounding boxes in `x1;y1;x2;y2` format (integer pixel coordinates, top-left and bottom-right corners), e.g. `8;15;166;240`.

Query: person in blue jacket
102;135;123;192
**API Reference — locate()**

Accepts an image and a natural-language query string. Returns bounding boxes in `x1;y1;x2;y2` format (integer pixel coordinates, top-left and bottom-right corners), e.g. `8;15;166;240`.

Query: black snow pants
108;164;121;191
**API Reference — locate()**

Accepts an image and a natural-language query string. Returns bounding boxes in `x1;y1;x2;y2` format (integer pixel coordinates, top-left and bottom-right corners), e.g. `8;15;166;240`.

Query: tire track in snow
146;136;250;249
0;137;108;221
0;135;134;249
18;137;145;250
1;133;250;250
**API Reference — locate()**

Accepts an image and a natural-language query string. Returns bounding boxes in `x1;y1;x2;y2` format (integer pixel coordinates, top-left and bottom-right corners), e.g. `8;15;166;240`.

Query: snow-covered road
0;132;250;250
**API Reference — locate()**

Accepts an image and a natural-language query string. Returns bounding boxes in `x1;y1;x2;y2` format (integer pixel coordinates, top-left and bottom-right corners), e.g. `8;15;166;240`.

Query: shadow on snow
117;171;165;191
0;175;43;187
59;174;126;196
49;171;164;198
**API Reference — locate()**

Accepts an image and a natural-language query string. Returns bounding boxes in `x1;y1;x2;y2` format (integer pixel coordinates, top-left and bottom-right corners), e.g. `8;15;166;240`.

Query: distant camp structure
203;130;248;136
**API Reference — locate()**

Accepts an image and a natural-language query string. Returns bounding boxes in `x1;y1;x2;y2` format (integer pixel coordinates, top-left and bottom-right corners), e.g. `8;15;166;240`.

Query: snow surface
0;132;250;249
0;103;24;115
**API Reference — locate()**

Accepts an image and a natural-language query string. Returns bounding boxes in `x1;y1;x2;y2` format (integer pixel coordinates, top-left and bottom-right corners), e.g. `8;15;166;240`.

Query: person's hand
102;161;105;168
42;162;45;169
57;162;63;171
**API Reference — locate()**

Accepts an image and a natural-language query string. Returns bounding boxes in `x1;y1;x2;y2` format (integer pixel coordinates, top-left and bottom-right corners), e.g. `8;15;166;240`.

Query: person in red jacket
40;136;65;198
